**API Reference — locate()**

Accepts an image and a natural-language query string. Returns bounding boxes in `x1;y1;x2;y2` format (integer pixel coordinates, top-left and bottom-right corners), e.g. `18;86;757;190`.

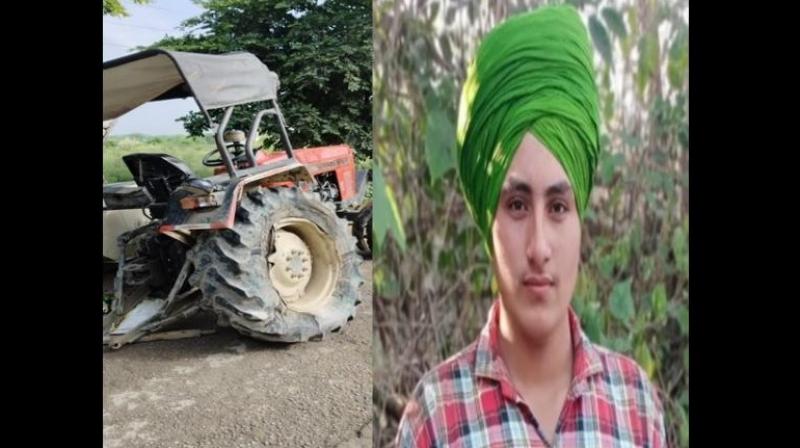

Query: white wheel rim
267;218;339;312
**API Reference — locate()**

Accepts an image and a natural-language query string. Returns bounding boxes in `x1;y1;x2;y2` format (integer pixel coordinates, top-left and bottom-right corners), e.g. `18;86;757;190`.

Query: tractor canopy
103;49;280;121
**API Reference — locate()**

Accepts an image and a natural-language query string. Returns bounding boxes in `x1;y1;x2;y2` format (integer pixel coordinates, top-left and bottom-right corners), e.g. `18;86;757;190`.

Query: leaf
430;2;440;20
424;105;457;183
589;15;613;68
438;77;457;104
375;268;400;299
601;7;627;39
679;123;689;150
651;283;668;321
621;7;637;59
603;91;614;123
439;34;452;64
609;336;632;353
672;225;689;275
613;236;630;272
610;278;635;323
683;347;689;372
668;28;689;90
582;304;603;343
599;254;615;278
373;164;407;252
572;294;585;316
636;32;660;97
677;402;690;447
635;341;655;379
445;6;457;25
673;303;689;336
583;206;596;223
579;269;597;304
622;132;641;149
641;256;654;281
630;223;642;254
600;152;625;185
600;155;614;185
675;305;689;336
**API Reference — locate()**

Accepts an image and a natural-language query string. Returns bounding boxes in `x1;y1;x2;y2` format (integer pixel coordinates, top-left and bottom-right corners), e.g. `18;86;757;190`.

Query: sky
103;0;205;136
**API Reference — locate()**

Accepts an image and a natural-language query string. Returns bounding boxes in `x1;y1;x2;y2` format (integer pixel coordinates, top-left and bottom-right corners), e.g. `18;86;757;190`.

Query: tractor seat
103;181;153;210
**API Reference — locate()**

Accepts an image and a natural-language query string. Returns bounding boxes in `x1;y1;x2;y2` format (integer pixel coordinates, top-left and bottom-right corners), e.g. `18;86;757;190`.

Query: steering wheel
202;146;249;167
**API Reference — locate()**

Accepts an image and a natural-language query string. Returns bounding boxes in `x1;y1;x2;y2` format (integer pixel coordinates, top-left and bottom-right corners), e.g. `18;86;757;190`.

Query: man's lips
523;274;555;287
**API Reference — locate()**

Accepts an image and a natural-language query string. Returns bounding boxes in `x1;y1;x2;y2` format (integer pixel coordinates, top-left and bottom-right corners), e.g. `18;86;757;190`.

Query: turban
456;5;600;253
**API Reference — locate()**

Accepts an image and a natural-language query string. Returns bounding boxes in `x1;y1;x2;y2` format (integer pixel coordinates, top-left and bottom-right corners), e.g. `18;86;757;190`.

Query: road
103;262;372;447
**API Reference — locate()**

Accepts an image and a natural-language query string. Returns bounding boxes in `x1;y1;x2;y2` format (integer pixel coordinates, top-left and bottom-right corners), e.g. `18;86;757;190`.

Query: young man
397;6;666;448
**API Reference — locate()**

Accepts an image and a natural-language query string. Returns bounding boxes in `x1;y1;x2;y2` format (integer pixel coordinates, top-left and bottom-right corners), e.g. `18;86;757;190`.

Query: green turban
456;5;600;252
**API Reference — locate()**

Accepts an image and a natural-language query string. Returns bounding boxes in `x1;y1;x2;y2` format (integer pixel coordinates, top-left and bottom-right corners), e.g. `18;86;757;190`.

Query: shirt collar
474;298;604;398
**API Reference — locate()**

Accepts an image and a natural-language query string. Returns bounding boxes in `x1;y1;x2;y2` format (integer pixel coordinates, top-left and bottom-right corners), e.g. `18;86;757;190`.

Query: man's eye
509;199;526;211
550;202;568;214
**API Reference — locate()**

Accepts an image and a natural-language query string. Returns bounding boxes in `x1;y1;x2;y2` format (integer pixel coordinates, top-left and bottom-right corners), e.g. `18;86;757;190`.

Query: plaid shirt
397;300;666;447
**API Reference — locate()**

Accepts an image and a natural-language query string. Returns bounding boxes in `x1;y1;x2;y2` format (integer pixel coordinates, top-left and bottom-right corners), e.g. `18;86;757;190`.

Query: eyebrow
545;180;572;197
503;178;572;197
504;178;532;195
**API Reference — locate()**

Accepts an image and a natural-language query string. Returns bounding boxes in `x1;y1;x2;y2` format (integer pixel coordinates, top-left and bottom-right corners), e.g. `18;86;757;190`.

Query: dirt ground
103;262;372;448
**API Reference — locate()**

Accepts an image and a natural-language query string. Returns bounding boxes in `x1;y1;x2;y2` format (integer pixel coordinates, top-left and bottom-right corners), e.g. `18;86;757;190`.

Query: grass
103;135;215;182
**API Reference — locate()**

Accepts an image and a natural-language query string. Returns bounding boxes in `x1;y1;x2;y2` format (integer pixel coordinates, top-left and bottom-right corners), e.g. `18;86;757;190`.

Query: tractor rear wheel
188;187;363;342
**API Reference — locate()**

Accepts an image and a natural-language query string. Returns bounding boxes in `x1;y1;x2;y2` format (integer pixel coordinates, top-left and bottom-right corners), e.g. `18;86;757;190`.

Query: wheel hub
268;230;312;303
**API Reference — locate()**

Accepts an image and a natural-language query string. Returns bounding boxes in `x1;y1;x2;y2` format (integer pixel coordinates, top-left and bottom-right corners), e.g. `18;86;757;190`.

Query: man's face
491;133;582;341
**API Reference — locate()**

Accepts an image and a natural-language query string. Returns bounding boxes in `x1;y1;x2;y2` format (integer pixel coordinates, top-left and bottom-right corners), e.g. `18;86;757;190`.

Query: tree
103;0;152;17
150;0;373;160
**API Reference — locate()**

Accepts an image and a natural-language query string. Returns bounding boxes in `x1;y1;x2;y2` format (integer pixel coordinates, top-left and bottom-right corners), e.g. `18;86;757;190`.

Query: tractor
102;49;371;348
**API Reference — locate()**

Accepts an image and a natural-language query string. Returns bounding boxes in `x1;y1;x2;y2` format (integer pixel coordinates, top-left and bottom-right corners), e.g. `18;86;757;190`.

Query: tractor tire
188;187;363;342
355;204;372;259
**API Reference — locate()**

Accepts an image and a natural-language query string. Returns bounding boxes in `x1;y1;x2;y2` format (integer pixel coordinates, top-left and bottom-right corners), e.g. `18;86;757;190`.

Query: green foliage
668;26;689;90
424;102;457;184
602;6;627;39
373;163;407;252
637;31;660;98
374;1;688;447
103;135;214;182
103;0;151;17
589;14;613;68
148;0;372;160
610;278;635;323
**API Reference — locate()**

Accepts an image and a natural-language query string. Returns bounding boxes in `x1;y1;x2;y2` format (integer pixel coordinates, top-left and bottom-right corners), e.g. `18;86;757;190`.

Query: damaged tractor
102;50;371;349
